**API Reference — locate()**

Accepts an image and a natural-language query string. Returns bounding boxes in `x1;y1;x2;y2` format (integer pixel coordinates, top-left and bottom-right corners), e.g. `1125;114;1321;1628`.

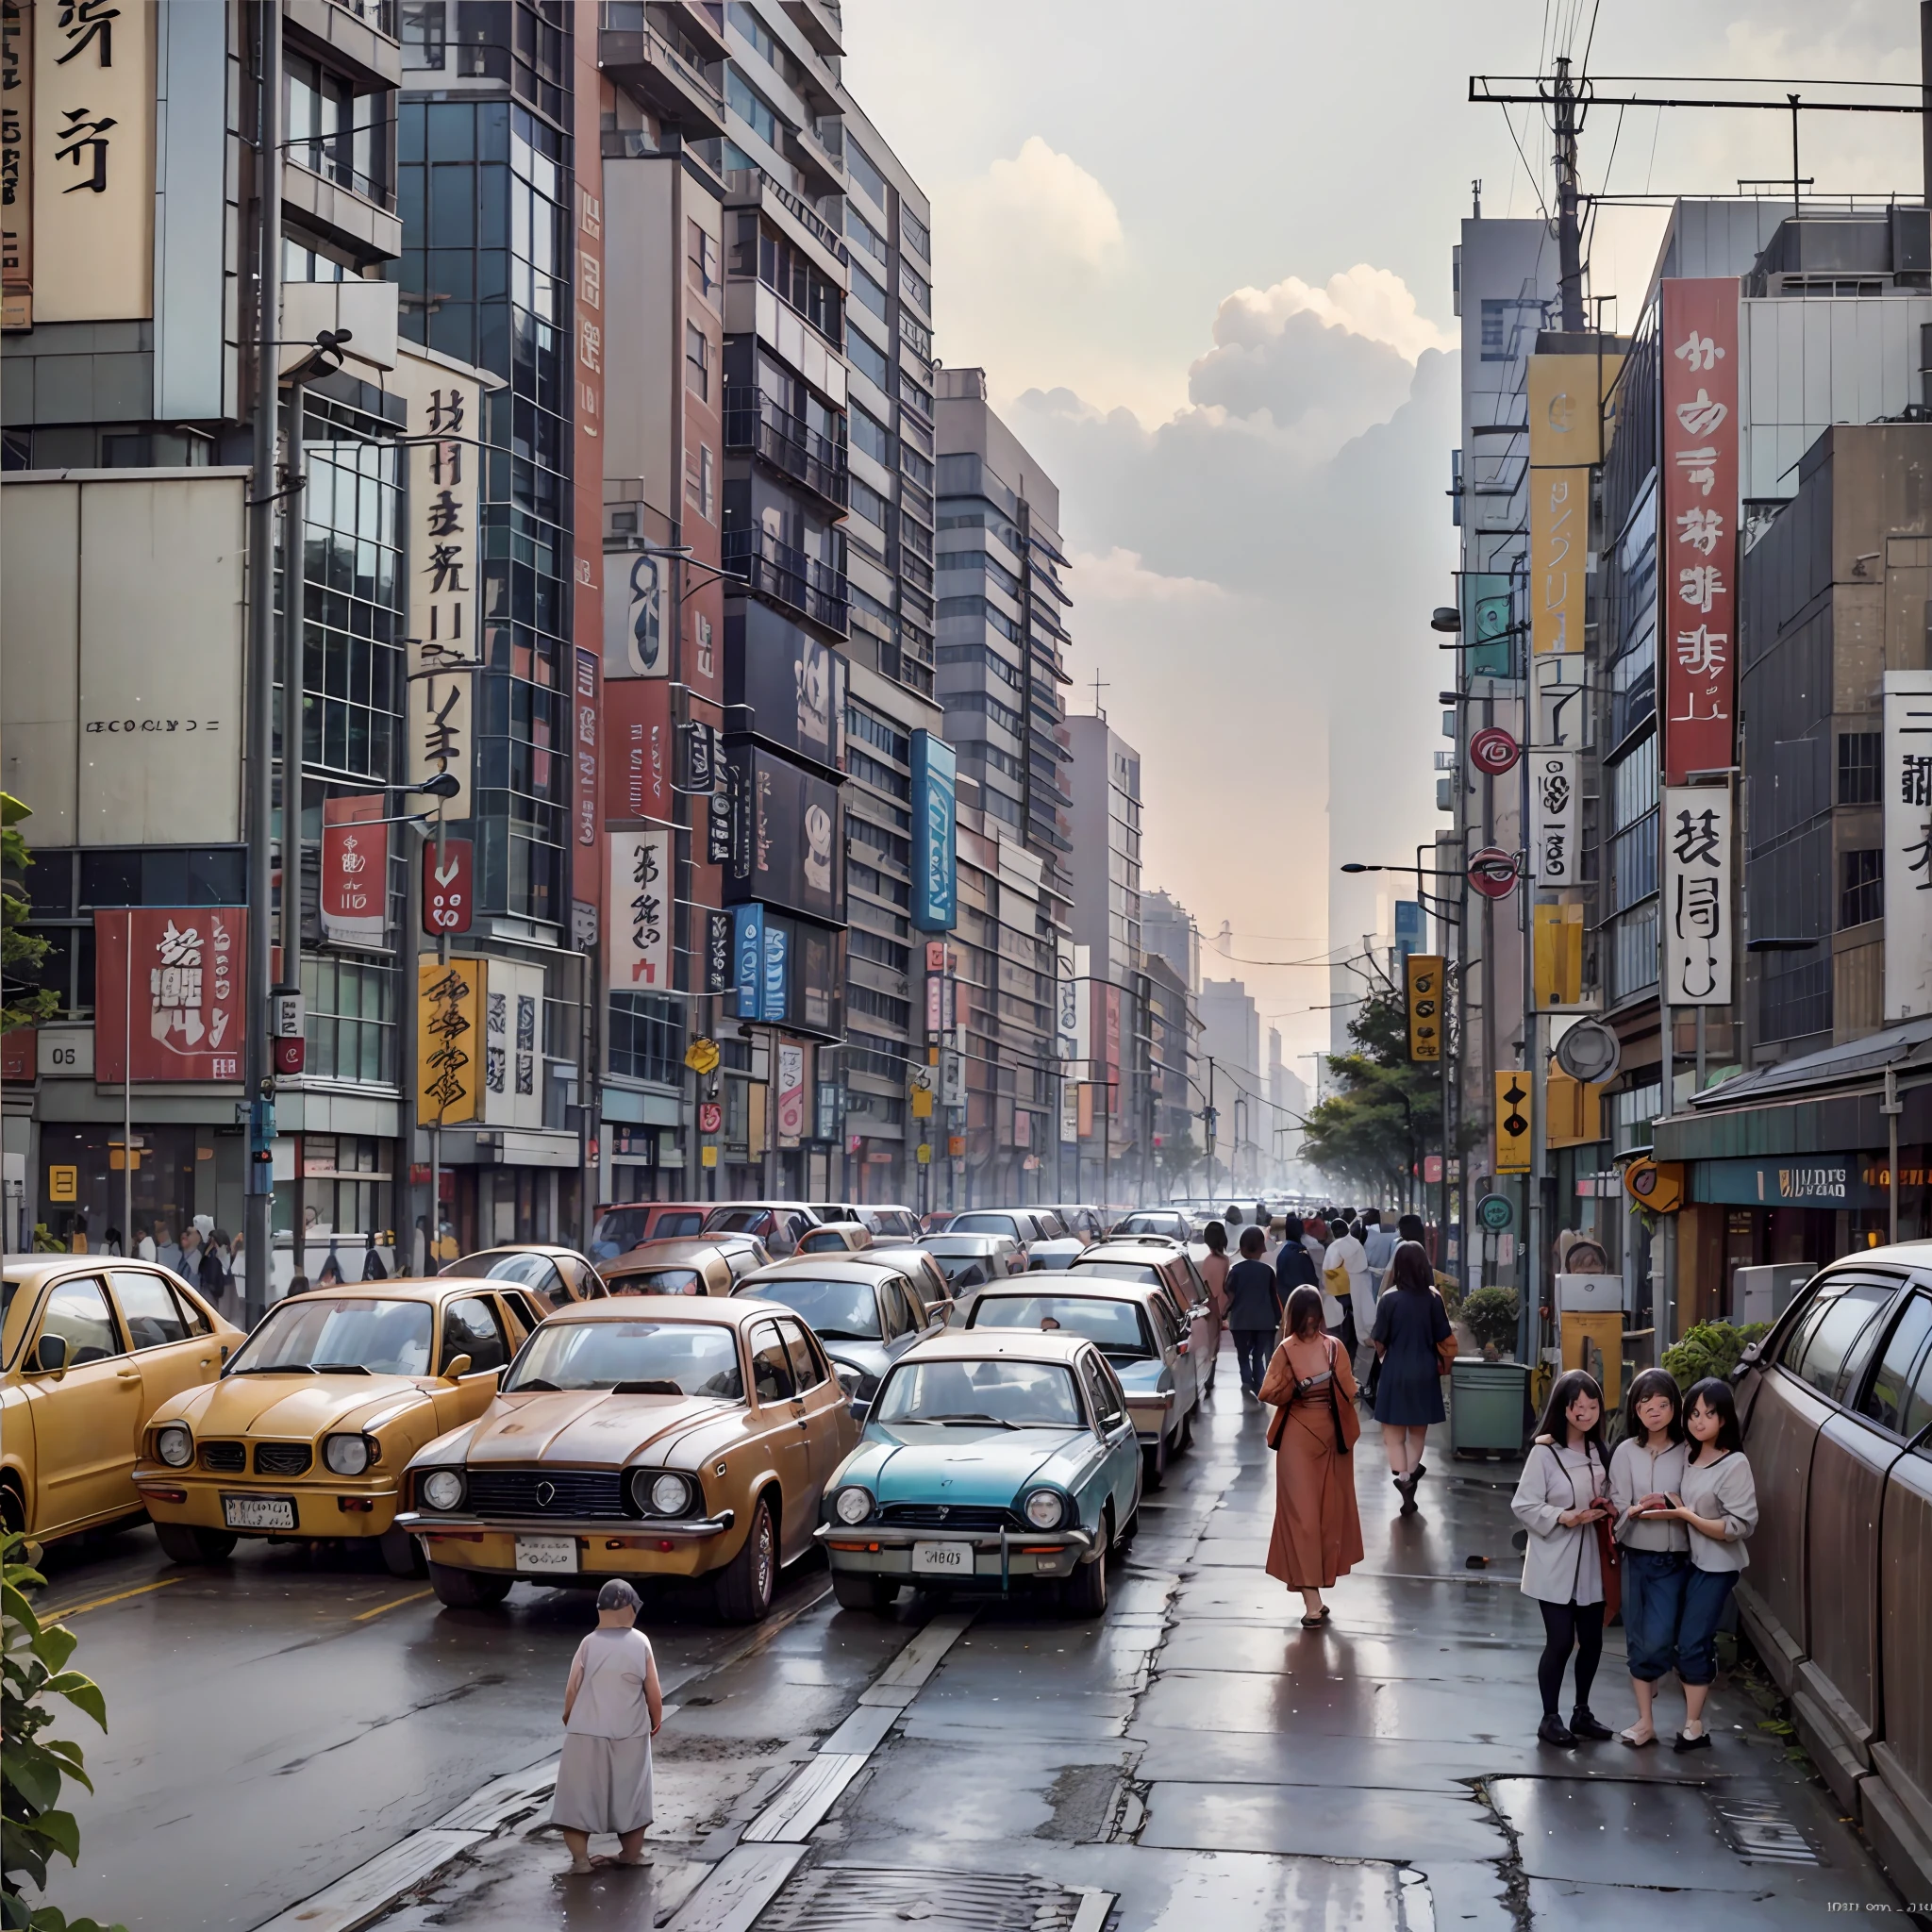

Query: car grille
198;1441;246;1474
876;1504;1018;1532
255;1442;312;1476
463;1470;631;1519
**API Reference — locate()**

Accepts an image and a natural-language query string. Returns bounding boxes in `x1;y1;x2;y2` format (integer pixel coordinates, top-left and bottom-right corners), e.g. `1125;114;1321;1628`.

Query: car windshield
1117;1214;1182;1237
1072;1261;1162;1287
970;1295;1151;1357
608;1268;702;1296
875;1358;1082;1428
228;1298;434;1376
504;1320;743;1397
704;1208;769;1234
948;1213;1020;1238
740;1277;880;1340
443;1251;559;1291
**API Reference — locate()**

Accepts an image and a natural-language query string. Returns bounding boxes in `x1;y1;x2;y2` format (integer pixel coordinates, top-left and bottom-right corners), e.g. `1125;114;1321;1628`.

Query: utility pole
1553;54;1586;332
1923;4;1932;208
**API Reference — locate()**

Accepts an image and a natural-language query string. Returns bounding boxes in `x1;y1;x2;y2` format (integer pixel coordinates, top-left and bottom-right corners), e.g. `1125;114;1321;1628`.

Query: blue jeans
1621;1548;1690;1682
1675;1567;1739;1685
1233;1328;1274;1393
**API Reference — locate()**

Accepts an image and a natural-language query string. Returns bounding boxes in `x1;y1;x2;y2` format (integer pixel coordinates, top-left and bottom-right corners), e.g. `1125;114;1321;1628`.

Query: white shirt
1323;1234;1374;1335
136;1234;156;1262
564;1628;656;1740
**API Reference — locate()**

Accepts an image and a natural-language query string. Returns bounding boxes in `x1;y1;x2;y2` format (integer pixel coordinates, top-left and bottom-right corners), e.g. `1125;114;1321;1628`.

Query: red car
588;1200;712;1261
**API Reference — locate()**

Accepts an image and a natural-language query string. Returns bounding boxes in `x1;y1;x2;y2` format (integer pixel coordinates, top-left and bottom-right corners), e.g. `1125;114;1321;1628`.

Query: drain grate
757;1863;1091;1931
1711;1795;1820;1865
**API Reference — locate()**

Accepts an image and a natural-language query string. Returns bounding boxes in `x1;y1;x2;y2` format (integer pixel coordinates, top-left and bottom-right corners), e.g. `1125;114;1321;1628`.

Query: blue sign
762;920;789;1023
1394;900;1425;967
732;903;764;1020
909;729;957;932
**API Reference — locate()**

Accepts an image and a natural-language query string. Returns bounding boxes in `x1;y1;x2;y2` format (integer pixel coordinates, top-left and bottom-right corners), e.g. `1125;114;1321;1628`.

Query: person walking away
1648;1377;1757;1753
136;1224;158;1263
1198;1221;1232;1327
553;1579;662;1873
1362;1211;1397;1297
1258;1285;1365;1627
1512;1370;1616;1748
1274;1213;1320;1328
1608;1368;1690;1748
1224;1225;1283;1402
1369;1243;1451;1508
1323;1219;1370;1364
177;1223;206;1284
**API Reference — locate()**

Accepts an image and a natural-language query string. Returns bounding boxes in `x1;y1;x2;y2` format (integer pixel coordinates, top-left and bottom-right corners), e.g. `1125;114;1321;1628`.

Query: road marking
431;1758;560;1834
660;1843;806;1932
352;1590;432;1623
739;1752;871;1844
1070;1890;1119;1932
38;1577;179;1622
254;1830;488;1932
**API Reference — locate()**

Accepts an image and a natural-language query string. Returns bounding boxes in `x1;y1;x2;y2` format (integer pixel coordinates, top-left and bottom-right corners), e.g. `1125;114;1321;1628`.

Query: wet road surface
43;1337;1920;1930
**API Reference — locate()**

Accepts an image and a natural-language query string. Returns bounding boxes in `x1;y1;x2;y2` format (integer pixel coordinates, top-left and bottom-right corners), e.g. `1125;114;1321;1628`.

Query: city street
46;1334;1907;1932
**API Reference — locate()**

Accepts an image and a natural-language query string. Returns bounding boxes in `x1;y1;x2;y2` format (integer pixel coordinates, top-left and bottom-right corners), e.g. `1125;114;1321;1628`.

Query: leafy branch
2;794;58;1034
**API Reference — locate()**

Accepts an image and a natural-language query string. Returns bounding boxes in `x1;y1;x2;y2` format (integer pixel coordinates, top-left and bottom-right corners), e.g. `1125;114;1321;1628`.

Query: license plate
222;1494;296;1531
910;1541;972;1576
515;1536;577;1574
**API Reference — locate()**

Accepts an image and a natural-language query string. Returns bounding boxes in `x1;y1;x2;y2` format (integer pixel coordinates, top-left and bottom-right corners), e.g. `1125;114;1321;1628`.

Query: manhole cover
758;1863;1090;1931
1711;1796;1819;1865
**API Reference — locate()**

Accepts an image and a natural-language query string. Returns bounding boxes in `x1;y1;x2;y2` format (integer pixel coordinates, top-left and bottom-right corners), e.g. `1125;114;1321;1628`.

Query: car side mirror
34;1334;67;1374
443;1353;473;1383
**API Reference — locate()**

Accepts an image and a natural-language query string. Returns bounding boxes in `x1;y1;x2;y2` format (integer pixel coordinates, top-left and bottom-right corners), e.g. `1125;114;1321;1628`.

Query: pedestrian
1321;1217;1370;1363
284;1273;311;1297
1511;1369;1616;1748
1645;1377;1757;1753
552;1579;662;1873
136;1223;158;1263
1224;1224;1283;1402
1258;1284;1365;1627
178;1223;206;1284
1274;1213;1320;1324
201;1224;231;1301
156;1222;182;1273
1396;1212;1427;1248
1368;1243;1452;1508
1608;1368;1690;1748
1198;1220;1232;1326
1362;1210;1397;1297
102;1225;124;1258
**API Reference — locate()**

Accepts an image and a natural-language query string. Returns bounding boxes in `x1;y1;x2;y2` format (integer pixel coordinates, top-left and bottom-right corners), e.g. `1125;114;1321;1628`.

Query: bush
1662;1320;1770;1389
1461;1287;1521;1353
2;1534;124;1932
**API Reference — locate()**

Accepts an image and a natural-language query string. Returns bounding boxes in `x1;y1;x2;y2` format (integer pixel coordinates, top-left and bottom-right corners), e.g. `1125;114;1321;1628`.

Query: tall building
1198;975;1262;1195
1141;888;1200;993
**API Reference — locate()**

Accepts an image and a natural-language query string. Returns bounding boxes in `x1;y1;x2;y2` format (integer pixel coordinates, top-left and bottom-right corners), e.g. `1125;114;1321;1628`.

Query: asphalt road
37;1335;1923;1931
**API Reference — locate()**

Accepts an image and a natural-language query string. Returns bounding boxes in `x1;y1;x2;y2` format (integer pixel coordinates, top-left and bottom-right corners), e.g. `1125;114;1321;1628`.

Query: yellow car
396;1295;858;1620
1;1257;243;1546
133;1279;544;1575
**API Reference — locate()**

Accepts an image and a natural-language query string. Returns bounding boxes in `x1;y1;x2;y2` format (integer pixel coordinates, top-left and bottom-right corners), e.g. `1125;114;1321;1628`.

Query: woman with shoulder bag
1257;1285;1365;1628
1511;1370;1617;1748
1368;1242;1453;1511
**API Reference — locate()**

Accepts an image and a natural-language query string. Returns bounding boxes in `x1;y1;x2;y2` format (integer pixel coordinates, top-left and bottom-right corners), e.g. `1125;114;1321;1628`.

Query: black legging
1537;1600;1605;1715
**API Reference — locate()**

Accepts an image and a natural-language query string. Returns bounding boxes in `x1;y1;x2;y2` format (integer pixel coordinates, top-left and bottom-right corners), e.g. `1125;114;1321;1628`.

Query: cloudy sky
843;0;1923;1074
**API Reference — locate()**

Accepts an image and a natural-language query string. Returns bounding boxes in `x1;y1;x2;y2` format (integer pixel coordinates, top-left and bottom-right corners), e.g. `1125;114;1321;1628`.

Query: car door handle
116;1368;141;1382
796;1417;810;1430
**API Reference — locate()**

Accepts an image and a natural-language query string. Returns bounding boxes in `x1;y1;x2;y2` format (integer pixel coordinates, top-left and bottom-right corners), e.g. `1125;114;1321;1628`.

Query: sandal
1619;1725;1657;1748
1300;1609;1330;1628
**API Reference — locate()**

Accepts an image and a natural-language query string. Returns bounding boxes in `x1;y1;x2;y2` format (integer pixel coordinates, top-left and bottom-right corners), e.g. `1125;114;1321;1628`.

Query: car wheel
1175;1407;1194;1454
427;1560;512;1608
1063;1513;1111;1618
712;1493;777;1624
1142;1431;1168;1491
831;1571;896;1616
379;1524;426;1578
153;1522;237;1565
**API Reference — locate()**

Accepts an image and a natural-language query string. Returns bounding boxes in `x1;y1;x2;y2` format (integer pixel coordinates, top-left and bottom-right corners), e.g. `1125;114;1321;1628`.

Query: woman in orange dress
1258;1284;1366;1627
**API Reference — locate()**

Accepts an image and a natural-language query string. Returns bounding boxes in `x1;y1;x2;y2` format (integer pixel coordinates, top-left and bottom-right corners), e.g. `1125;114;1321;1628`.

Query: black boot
1538;1712;1576;1747
1570;1707;1613;1741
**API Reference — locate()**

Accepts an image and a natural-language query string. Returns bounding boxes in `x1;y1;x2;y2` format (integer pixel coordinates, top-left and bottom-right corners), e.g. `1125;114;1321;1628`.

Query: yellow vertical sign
418;957;482;1125
1533;905;1584;1007
1494;1069;1532;1174
1406;954;1443;1061
1527;352;1624;657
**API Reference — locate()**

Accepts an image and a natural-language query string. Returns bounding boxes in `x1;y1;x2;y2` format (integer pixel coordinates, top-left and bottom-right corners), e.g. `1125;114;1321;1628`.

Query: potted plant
1461;1286;1521;1360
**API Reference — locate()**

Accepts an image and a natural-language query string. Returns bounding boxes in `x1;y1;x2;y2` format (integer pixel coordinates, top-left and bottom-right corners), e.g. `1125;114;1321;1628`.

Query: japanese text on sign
417;957;482;1124
405;370;481;814
93;908;245;1083
1661;784;1733;1007
1884;671;1932;1021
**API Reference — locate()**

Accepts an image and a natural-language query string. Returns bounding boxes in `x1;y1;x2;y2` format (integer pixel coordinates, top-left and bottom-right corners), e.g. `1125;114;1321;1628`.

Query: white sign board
1533;654;1590;750
1884;670;1932;1020
1528;751;1580;886
608;827;671;994
1661;784;1733;1007
482;958;547;1131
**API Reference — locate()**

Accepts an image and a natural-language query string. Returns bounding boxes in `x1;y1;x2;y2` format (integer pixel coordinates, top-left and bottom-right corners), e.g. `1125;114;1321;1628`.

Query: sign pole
123;916;132;1256
430;798;445;1263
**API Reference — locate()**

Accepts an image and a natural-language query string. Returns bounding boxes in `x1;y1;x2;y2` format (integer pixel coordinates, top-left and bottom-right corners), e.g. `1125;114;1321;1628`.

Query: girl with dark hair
1274;1213;1320;1333
1368;1242;1452;1509
1258;1285;1364;1626
1608;1369;1689;1747
1199;1218;1232;1330
1647;1376;1757;1752
1511;1369;1616;1747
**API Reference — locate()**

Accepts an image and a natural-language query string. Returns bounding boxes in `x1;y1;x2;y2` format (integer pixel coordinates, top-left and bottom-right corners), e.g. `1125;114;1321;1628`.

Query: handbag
1433;1292;1459;1374
1265;1339;1359;1457
1590;1442;1622;1620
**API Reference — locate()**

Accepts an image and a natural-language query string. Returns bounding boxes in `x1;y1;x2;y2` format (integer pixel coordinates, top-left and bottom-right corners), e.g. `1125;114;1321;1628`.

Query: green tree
1299;989;1443;1201
2;794;58;1034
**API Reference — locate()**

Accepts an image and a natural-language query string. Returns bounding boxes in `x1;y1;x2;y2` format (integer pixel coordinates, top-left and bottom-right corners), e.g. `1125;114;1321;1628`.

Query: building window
609;992;685;1086
846;329;889;394
901;206;930;262
1838;730;1881;805
725;67;780;150
850;405;891;466
286;52;385;206
847;207;888;266
1840;848;1883;929
847;138;889;211
688;220;720;305
686;321;709;399
850;262;889;323
686;442;715;523
302;956;395;1085
400;0;446;68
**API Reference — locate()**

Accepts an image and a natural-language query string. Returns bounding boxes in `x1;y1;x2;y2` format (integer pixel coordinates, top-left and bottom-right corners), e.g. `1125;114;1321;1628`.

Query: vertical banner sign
320;794;389;947
1494;1069;1531;1174
33;0;153;325
1529;468;1589;655
908;730;958;931
572;34;607;942
2;0;30;330
1659;280;1739;785
606;678;673;823
1059;1074;1079;1145
1056;950;1079;1062
608;828;671;991
1103;985;1123;1120
762;922;789;1024
1071;944;1091;1067
706;758;734;868
605;552;666;677
1533;654;1589;750
732;903;764;1020
1883;670;1932;1020
703;907;734;996
95;908;246;1082
775;1041;806;1147
573;650;599;944
1528;752;1579;885
1661;785;1733;1006
417;956;482;1124
423;837;474;935
1405;954;1442;1062
404;365;482;814
483;960;545;1130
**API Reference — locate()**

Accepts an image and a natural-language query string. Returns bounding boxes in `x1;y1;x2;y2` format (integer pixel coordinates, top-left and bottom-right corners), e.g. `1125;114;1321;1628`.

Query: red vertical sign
1659;279;1739;786
320;794;389;947
572;18;608;944
95;908;247;1083
606;678;673;824
423;838;475;935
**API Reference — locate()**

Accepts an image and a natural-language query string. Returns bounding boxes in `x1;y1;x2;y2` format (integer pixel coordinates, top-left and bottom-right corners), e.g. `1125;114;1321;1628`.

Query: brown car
588;1201;713;1262
1732;1238;1932;1904
603;1239;769;1298
441;1245;608;1307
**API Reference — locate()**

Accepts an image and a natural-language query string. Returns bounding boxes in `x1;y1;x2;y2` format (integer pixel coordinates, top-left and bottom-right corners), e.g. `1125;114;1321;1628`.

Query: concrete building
1198;975;1262;1195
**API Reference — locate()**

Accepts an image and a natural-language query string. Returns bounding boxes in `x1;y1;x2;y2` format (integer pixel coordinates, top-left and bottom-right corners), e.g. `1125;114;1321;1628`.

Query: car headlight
1023;1489;1066;1530
324;1433;374;1477
420;1469;465;1512
633;1470;695;1518
833;1485;874;1525
156;1424;193;1469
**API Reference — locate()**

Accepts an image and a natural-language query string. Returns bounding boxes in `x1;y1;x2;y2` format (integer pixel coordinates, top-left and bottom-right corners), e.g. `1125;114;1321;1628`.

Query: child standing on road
1608;1368;1690;1748
552;1579;663;1874
1224;1224;1284;1401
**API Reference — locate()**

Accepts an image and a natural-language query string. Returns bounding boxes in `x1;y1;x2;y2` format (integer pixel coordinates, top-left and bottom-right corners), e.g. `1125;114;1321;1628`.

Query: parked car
816;1329;1141;1617
812;1203;922;1241
864;1245;954;1315
918;1233;1023;1306
134;1278;541;1574
965;1277;1195;1486
1732;1239;1932;1902
796;1224;874;1256
940;1208;1058;1267
1026;1239;1088;1272
603;1239;767;1298
1;1258;244;1548
1041;1205;1108;1243
588;1202;713;1262
731;1257;951;1420
921;1209;958;1236
1070;1241;1221;1401
702;1202;821;1257
442;1244;608;1307
1112;1209;1196;1242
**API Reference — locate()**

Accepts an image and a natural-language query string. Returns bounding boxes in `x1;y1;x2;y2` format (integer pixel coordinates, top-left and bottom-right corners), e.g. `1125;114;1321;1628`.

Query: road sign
1493;1070;1531;1174
1405;954;1442;1061
1555;1019;1621;1084
1470;726;1521;775
698;1101;722;1134
685;1037;721;1075
1475;1191;1513;1232
424;838;475;935
1468;848;1518;900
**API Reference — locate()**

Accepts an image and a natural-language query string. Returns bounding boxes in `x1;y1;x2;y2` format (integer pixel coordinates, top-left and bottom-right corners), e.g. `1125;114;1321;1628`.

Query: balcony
724;388;849;512
723;526;849;639
725;167;848;275
599;8;726;140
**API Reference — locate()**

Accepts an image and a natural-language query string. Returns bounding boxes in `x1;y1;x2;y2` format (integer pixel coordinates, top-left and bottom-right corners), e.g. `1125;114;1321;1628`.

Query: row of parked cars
0;1201;1223;1629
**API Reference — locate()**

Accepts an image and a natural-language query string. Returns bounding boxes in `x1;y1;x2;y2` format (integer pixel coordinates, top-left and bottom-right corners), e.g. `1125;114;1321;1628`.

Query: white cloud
1213;265;1457;365
1070;546;1229;605
952;135;1125;280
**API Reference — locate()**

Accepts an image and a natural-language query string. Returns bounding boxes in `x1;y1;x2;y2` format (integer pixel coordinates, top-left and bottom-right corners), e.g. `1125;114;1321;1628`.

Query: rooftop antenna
1473;177;1482;217
1090;669;1108;720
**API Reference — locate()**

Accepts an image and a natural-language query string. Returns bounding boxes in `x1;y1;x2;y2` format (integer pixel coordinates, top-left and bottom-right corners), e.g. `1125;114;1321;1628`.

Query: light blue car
815;1330;1141;1618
